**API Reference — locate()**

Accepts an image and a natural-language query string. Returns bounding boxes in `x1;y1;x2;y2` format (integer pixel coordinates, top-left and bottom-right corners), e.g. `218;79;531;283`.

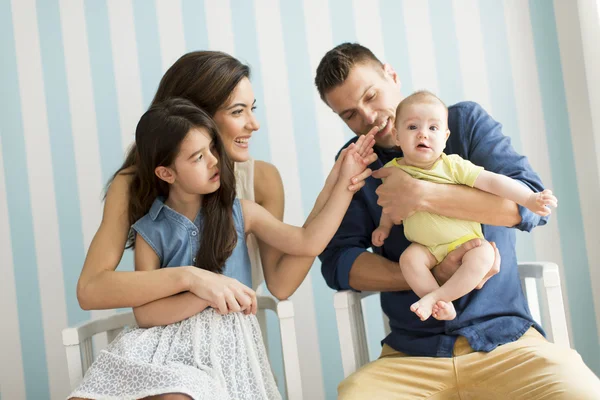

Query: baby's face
395;102;450;168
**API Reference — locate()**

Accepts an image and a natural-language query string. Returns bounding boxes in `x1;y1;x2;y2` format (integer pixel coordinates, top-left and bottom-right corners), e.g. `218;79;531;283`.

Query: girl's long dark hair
131;98;237;273
109;51;249;220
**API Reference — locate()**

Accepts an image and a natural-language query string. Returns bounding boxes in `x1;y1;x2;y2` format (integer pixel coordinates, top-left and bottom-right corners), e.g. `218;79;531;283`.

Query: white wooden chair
333;261;570;378
62;296;303;400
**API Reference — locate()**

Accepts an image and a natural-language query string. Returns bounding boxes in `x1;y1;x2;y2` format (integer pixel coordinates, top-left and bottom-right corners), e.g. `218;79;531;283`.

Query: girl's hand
525;189;557;217
339;132;376;183
325;128;378;192
187;267;257;315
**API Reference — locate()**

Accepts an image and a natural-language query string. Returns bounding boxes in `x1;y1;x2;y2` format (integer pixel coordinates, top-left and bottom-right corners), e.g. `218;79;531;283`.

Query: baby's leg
400;243;446;321
432;241;495;309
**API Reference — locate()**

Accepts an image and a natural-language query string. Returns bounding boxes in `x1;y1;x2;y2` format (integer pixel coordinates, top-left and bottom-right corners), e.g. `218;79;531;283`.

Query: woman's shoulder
253;160;283;205
106;168;135;196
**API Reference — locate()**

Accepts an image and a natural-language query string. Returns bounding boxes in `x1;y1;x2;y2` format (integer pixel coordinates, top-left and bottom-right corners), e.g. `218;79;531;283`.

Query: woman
76;51;374;317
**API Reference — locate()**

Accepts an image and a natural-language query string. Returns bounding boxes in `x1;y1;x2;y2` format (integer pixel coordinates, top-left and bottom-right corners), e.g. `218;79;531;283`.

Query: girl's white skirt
68;309;281;400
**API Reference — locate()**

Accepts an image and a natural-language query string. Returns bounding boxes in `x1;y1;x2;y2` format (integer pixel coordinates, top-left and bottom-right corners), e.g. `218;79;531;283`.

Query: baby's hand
372;227;389;247
526;189;558;216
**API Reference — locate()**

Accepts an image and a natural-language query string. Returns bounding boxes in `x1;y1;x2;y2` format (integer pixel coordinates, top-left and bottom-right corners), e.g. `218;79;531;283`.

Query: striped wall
1;1;599;399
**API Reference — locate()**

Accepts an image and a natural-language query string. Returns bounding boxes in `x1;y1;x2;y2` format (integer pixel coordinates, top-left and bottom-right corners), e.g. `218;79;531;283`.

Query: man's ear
446;129;451;140
383;63;400;86
155;166;175;184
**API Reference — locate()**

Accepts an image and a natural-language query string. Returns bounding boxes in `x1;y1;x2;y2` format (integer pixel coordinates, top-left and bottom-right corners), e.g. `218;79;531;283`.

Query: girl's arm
132;234;211;328
243;145;368;259
255;134;376;300
76;172;257;313
474;170;557;216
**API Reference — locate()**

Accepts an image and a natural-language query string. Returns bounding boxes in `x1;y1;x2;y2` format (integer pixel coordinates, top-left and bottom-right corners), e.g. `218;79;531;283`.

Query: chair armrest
62;311;136;346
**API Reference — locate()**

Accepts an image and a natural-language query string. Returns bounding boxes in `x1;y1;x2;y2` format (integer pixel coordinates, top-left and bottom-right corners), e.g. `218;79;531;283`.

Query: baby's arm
132;234;210;328
372;213;395;247
474;170;557;216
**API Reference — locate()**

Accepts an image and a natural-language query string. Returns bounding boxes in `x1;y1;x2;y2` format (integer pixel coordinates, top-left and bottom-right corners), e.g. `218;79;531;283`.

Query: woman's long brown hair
132;98;237;273
109;51;250;220
112;51;250;272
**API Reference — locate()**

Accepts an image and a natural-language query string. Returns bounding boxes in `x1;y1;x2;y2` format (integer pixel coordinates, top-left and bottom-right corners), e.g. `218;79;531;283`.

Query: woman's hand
186;267;257;315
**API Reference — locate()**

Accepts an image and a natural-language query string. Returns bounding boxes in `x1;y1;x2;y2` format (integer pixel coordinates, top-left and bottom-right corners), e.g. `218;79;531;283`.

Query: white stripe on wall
452;0;492;113
11;0;70;398
95;0;146;341
58;0;103;252
503;0;571;334
553;0;600;337
106;0;144;152
0;134;26;400
204;0;235;56
352;0;386;61
253;1;325;398
155;0;186;73
302;0;346;178
402;0;439;94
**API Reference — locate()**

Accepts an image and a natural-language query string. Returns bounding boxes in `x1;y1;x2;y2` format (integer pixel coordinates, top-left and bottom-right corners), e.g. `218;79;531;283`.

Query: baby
372;90;557;321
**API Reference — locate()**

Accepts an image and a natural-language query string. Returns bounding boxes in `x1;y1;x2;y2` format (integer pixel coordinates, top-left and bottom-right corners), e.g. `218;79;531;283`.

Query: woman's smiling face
212;77;260;163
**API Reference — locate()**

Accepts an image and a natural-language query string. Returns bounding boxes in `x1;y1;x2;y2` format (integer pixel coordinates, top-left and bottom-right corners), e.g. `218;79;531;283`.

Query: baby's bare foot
410;295;437;321
431;301;456;321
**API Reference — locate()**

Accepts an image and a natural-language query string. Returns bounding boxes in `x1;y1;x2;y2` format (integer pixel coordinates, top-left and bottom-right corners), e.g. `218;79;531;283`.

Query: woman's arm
76;172;257;313
132;234;211;328
76;173;192;310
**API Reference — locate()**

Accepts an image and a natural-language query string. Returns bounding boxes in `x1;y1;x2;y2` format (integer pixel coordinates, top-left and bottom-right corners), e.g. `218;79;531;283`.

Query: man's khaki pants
338;328;600;399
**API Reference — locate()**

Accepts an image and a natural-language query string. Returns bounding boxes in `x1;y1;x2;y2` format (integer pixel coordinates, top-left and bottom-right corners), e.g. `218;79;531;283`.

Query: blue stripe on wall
428;0;464;104
279;1;343;398
230;2;271;165
0;1;50;397
230;4;283;396
380;0;414;96
84;0;124;183
231;2;271;167
329;0;358;141
36;0;89;326
181;0;209;52
529;0;600;373
132;0;162;109
478;0;536;263
329;0;357;46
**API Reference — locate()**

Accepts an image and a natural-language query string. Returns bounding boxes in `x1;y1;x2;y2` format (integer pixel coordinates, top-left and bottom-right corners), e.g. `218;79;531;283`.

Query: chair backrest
334;261;571;379
516;262;570;347
372;262;570;347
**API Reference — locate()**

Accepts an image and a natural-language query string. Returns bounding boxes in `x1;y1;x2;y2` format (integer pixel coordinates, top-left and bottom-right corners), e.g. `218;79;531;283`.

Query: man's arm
319;169;492;292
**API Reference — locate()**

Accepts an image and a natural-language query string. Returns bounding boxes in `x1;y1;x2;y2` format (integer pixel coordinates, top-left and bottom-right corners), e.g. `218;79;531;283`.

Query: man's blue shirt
319;102;548;357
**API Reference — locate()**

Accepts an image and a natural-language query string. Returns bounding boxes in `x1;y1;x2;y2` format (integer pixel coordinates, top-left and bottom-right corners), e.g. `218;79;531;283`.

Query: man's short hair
315;43;382;103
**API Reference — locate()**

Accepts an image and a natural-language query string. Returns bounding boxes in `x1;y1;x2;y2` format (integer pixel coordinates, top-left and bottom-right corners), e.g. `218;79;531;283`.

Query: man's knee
338;372;366;400
529;346;600;399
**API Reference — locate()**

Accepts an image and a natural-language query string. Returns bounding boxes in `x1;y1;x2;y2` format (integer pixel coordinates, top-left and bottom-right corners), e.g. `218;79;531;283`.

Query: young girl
372;90;557;322
69;98;375;400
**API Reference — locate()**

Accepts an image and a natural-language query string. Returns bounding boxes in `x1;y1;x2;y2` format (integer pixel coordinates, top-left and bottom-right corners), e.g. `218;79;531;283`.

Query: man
316;43;600;399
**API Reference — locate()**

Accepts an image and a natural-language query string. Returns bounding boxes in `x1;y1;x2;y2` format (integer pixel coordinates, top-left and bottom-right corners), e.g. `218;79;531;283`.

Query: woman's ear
155;166;175;184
